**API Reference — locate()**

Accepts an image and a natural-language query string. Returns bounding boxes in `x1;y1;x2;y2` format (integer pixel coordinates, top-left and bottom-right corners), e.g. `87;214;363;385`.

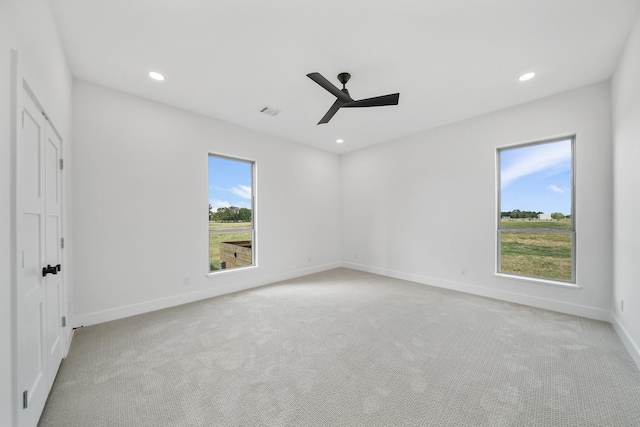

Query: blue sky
500;139;572;215
208;156;252;211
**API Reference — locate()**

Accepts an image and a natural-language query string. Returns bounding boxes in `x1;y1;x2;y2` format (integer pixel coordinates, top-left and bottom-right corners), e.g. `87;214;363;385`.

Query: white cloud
209;199;231;211
230;185;252;199
547;184;564;193
501;141;571;187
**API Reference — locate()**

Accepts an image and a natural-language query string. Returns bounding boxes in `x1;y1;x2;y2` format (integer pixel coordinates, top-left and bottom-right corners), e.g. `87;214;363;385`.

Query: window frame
207;153;257;275
496;136;576;285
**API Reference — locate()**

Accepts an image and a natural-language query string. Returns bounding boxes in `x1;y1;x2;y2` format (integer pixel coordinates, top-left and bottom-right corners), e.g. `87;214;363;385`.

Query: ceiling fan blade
317;99;344;124
307;72;353;103
343;93;400;108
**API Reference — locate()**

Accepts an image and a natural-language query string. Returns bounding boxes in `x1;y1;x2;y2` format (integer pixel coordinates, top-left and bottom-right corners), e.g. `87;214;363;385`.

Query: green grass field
500;218;572;230
500;219;572;281
209;221;252;270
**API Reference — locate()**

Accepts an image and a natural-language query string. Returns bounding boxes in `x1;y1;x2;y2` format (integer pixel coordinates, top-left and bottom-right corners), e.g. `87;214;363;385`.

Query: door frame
10;48;69;426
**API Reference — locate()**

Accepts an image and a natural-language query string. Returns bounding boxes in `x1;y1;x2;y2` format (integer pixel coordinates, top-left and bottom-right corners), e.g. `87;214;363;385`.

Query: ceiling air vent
260;106;281;116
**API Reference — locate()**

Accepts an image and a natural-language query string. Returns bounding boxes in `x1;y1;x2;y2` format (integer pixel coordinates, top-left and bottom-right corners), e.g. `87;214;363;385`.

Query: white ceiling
51;0;640;154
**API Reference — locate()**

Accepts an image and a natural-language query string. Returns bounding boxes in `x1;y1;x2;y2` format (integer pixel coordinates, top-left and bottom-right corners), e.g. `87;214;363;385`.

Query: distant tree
230;206;240;221
209;204;214;221
505;209;540;219
551;212;565;220
214;207;231;222
212;206;252;222
238;207;252;222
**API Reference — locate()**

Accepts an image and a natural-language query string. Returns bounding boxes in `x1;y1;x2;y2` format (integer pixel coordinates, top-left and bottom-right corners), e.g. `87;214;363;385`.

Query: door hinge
61;237;65;249
62;316;67;327
23;390;28;409
59;159;64;170
21;111;24;129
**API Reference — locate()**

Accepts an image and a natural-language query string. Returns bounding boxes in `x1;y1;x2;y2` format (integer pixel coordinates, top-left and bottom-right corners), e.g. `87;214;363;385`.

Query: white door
43;107;64;388
17;85;65;427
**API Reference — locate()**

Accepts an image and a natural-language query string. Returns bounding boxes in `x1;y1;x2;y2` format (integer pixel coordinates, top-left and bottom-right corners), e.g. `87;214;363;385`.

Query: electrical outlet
621;299;624;312
354;253;358;260
308;256;311;263
461;268;467;276
183;276;190;286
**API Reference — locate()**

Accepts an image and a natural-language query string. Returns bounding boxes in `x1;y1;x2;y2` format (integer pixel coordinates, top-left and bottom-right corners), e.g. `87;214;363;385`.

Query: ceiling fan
306;72;400;125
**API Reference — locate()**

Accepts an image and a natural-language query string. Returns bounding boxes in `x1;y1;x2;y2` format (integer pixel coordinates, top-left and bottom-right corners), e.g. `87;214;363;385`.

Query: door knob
42;264;61;277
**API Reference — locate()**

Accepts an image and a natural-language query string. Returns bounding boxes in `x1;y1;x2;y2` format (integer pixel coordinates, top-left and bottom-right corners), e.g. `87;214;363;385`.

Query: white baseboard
64;327;74;358
611;315;640;370
72;262;341;328
341;262;611;322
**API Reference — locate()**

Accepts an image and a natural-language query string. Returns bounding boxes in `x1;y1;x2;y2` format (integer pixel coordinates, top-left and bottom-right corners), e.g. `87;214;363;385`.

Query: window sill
207;265;258;278
495;273;581;289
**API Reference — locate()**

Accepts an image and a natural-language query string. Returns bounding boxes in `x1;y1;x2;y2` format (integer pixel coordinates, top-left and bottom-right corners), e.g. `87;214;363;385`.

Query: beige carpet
39;268;640;426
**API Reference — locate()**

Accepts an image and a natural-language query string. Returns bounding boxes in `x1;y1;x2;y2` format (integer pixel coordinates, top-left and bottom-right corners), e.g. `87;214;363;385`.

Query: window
497;137;575;283
208;154;255;272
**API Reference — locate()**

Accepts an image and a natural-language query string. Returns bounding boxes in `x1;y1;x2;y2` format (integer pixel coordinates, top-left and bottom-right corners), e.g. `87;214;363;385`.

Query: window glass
208;155;254;272
498;138;574;282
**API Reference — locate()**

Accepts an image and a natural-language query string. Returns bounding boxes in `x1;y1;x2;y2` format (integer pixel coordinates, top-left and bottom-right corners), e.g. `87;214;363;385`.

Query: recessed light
519;72;535;82
149;72;165;81
336;139;344;144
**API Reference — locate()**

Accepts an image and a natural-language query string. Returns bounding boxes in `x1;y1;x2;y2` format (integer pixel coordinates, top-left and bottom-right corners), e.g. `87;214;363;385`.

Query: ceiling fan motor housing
337;72;351;87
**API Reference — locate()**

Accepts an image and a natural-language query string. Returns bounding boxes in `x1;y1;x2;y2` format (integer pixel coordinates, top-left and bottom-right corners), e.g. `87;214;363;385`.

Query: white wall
612;11;640;366
72;80;341;326
0;6;13;423
0;0;73;425
342;82;613;321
